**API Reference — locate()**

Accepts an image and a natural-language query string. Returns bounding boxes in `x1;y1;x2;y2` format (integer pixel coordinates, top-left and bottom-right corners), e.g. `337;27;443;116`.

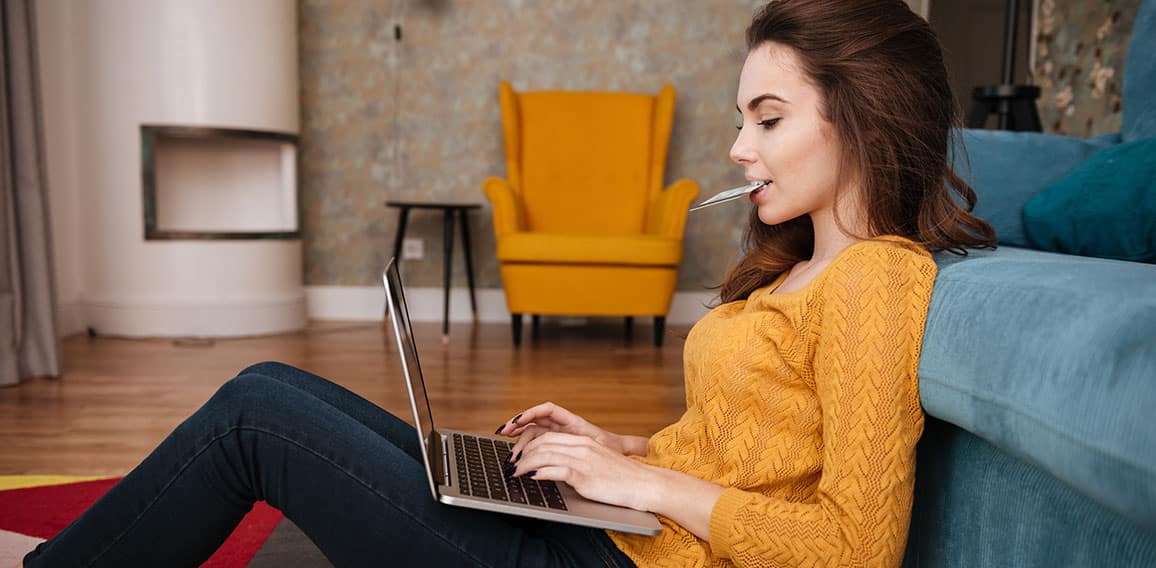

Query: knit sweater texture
607;235;938;567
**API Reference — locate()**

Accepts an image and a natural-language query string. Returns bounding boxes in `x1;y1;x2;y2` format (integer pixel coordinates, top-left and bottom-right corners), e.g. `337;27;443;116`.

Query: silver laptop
382;259;662;536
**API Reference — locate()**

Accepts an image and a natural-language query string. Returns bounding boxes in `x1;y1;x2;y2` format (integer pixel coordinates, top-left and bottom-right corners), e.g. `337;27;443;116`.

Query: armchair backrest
498;81;675;234
1123;0;1155;141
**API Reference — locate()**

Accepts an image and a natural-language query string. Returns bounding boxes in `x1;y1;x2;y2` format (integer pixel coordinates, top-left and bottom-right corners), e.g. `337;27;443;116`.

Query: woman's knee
236;360;299;380
210;373;289;413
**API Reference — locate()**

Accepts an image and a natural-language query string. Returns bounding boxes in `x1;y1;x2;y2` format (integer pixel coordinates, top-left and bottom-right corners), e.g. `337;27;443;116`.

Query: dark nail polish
527;470;538;477
494;425;504;435
512;413;523;424
505;451;513;463
515;450;522;462
504;463;516;477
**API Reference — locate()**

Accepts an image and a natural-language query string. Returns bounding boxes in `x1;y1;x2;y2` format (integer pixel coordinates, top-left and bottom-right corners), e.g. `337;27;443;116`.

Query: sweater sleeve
707;245;937;567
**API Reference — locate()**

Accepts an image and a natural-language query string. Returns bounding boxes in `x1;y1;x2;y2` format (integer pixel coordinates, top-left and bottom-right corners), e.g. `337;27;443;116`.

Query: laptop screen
383;259;439;497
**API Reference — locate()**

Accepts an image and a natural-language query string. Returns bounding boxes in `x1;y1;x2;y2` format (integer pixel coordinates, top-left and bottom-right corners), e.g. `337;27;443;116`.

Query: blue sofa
902;1;1156;566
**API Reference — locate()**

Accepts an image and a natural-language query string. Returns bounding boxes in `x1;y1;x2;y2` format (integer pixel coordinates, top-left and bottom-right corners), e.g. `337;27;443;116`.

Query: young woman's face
730;42;848;227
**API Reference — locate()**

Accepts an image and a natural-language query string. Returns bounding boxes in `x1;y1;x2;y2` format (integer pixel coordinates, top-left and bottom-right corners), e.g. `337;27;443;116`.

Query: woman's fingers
496;402;578;434
508;431;588;467
507;424;557;462
511;444;594;479
518;432;598;462
506;416;563;437
527;431;593;448
518;465;570;484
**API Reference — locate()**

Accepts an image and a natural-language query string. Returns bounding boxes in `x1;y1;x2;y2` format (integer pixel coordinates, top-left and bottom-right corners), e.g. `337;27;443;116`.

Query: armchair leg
512;313;523;347
653;316;665;348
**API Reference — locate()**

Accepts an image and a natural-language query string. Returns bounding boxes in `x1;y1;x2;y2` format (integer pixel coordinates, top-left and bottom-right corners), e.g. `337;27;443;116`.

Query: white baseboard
55;287;716;337
82;294;307;338
56;301;86;337
305;286;716;325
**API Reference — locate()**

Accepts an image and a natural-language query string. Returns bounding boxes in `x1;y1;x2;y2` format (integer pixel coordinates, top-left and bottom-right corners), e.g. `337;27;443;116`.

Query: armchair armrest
645;178;699;239
482;177;523;237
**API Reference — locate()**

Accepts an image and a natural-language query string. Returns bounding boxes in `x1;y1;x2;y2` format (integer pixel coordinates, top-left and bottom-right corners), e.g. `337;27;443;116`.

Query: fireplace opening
142;125;300;240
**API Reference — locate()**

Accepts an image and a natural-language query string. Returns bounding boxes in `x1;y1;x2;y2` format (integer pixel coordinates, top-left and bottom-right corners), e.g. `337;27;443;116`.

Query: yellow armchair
483;81;698;346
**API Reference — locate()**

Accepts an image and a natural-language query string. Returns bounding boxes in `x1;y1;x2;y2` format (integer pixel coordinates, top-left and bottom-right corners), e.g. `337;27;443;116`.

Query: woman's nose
730;128;757;165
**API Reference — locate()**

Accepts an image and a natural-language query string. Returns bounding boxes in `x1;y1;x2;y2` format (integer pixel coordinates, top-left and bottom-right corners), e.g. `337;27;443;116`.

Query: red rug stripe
0;478;121;539
0;477;283;567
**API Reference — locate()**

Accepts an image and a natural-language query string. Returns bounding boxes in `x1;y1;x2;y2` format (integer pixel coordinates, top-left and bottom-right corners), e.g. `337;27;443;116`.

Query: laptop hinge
441;433;451;486
430;431;450;487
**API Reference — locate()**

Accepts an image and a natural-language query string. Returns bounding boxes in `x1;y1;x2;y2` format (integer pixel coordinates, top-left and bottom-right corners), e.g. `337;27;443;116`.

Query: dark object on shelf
967;0;1042;131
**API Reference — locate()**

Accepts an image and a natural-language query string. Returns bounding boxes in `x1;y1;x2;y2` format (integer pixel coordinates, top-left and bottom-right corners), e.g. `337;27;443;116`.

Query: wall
299;0;772;294
38;0;934;332
1033;0;1141;136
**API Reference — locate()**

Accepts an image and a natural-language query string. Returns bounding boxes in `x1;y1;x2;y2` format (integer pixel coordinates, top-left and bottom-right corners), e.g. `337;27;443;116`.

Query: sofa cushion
952;129;1103;248
919;246;1156;530
1023;136;1156;262
903;419;1156;568
496;232;682;266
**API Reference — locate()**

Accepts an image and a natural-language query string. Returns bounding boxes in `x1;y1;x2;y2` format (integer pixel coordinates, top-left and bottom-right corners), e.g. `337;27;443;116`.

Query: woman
22;0;994;566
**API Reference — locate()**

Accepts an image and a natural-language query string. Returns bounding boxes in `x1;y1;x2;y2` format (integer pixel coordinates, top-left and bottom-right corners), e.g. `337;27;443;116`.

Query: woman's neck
807;206;868;262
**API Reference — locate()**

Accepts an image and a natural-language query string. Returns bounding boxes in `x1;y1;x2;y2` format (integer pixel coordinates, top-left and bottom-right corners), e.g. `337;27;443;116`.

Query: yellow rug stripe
0;475;115;491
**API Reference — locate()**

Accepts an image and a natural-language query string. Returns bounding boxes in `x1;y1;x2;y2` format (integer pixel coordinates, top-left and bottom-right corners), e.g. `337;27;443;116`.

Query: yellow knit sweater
607;236;938;568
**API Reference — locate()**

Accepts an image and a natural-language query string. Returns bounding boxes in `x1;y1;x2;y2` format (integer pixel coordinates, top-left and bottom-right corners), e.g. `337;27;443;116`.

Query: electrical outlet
401;238;424;260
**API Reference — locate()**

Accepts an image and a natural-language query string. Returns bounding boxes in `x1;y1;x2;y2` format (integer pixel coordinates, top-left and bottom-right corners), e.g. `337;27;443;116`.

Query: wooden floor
0;320;690;476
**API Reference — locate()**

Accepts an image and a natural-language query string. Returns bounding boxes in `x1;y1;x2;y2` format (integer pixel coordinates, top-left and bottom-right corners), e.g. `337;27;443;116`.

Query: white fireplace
44;0;305;337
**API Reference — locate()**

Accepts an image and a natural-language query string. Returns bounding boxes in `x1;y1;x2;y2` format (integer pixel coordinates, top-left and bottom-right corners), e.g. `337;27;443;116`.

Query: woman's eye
757;118;781;129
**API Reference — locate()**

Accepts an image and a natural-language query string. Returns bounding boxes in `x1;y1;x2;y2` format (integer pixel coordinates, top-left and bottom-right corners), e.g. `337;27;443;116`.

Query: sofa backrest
1123;0;1156;141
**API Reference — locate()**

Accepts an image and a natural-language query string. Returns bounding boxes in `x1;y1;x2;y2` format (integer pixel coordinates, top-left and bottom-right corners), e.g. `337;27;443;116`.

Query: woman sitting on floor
21;0;993;566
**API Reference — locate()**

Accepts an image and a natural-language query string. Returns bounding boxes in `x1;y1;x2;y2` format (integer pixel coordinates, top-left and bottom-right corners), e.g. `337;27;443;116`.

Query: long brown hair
717;0;996;304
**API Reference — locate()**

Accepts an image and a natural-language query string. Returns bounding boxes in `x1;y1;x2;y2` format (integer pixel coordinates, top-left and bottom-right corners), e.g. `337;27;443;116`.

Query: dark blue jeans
23;362;637;567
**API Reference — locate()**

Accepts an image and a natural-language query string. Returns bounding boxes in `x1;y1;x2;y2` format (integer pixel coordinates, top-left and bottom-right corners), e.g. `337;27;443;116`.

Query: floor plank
0;320;689;476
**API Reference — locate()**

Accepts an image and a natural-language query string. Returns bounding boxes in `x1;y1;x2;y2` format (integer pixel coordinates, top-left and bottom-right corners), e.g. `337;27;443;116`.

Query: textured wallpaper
300;0;1145;291
1033;0;1141;136
299;0;762;291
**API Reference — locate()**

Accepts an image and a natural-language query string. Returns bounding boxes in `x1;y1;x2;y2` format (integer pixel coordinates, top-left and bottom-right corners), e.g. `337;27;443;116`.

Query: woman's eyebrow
737;93;789;112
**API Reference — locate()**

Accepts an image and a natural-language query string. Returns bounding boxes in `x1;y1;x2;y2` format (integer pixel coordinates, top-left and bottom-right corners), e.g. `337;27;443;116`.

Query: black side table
386;201;482;341
968;85;1042;131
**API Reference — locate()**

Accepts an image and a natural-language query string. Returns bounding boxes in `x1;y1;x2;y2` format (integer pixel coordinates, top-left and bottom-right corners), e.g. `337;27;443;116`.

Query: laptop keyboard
453;433;567;510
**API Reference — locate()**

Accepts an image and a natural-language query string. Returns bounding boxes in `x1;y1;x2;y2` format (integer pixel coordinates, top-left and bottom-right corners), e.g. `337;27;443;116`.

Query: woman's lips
749;182;770;203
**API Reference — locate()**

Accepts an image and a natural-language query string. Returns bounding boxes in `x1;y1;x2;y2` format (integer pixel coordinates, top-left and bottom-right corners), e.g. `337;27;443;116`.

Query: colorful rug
0;476;328;567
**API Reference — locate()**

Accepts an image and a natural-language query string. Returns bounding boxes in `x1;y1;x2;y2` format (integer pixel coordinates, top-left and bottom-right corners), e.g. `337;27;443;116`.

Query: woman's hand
495;402;646;460
507;432;663;512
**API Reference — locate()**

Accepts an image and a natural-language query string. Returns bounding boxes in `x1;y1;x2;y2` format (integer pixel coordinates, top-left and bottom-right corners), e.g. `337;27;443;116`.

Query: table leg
391;207;410;265
459;210;478;318
443;209;454;341
386;207;411;320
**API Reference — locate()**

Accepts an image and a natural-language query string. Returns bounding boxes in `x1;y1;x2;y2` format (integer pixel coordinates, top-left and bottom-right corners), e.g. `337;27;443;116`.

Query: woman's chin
756;206;808;227
756;207;789;226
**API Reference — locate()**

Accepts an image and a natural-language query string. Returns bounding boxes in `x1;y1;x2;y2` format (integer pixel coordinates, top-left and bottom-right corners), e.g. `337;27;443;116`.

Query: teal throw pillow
1023;136;1156;262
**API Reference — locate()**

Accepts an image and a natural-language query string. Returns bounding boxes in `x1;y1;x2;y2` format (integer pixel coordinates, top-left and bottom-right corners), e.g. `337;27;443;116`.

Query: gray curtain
0;0;61;386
